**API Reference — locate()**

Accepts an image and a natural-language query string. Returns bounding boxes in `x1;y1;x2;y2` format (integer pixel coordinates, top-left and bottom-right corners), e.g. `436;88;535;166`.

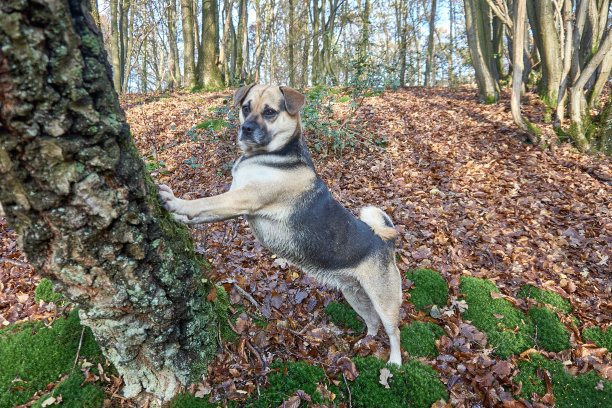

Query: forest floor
1;85;611;408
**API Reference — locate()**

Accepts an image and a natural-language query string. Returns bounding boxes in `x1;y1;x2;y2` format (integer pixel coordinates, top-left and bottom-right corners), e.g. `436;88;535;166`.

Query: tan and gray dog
158;84;403;365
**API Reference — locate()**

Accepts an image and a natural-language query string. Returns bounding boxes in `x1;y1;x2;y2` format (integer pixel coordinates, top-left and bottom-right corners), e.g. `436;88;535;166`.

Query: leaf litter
1;86;611;407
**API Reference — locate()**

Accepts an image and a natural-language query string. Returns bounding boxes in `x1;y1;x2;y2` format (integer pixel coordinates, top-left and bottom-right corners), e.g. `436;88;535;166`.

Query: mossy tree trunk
0;0;218;405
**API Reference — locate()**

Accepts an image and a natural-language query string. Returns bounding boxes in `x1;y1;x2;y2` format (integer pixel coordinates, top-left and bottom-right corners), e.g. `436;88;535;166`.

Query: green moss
250;360;326;407
460;276;534;358
337;356;448;408
325;301;364;333
336;96;350;103
529;307;571;352
32;371;105;408
81;34;100;55
518;285;572;314
169;392;221;408
514;353;612;408
0;309;106;408
195;119;228;131
212;285;238;342
406;269;449;313
400;321;445;357
34;278;64;303
584;326;612;351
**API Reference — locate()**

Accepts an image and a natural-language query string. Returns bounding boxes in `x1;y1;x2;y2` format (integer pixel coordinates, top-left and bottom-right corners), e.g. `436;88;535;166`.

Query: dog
158;84;403;365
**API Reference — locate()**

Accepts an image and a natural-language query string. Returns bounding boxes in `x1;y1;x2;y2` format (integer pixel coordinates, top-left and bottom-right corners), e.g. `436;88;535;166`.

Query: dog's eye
263;108;277;118
242;105;250;115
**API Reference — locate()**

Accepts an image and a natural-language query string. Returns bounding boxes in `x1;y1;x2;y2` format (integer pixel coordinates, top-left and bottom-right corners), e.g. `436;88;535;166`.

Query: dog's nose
242;122;256;136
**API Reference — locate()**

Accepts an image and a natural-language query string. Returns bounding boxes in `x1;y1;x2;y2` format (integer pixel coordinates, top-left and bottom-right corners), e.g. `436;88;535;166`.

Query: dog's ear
280;86;306;115
233;83;257;106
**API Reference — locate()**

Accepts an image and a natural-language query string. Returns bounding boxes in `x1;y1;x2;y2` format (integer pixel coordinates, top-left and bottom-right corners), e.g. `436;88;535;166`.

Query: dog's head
233;84;306;153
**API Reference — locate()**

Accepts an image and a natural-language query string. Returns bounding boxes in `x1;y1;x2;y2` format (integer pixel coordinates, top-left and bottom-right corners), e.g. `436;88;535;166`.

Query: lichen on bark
0;0;218;404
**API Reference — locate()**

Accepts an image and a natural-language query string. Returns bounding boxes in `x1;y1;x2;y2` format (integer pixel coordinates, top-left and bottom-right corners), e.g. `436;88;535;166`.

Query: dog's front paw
158;184;181;212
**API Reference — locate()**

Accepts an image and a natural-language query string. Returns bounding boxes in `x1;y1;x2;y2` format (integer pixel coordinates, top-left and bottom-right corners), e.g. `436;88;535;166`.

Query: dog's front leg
158;184;260;224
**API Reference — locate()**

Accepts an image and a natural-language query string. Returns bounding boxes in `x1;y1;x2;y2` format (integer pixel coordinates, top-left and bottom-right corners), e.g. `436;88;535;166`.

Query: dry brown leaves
1;86;610;407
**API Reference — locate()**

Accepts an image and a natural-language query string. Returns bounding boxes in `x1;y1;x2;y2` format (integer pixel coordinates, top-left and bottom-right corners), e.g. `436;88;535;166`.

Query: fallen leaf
379;367;393;389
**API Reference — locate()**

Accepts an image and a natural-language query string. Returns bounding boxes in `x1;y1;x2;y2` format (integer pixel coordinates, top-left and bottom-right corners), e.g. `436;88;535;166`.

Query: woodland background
0;0;611;408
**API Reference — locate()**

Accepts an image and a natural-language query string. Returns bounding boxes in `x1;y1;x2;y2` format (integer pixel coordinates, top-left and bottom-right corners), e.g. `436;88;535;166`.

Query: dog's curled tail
360;206;399;241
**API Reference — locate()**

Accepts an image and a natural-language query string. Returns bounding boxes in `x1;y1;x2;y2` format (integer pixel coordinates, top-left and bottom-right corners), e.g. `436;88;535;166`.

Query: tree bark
510;0;537;141
168;0;181;89
463;0;499;103
527;0;563;107
425;0;438;86
181;0;197;88
110;0;121;92
288;0;296;87
199;0;223;88
0;0;219;405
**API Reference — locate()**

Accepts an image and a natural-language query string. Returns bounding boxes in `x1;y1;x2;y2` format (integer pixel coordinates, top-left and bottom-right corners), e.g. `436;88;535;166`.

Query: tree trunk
527;0;562;107
597;95;612;154
181;0;197;88
168;0;181;88
311;0;320;84
425;0;437;87
110;0;121;92
199;0;223;88
0;0;219;406
510;0;537;142
568;24;612;151
288;0;296;87
90;0;101;30
463;0;499;103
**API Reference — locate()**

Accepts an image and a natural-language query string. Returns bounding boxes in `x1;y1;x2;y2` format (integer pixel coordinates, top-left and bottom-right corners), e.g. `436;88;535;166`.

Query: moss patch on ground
0;309;106;408
400;321;445;357
528;307;571;352
169;393;222;408
518;285;572;314
514;353;612;408
405;269;449;312
460;276;534;358
32;371;105;408
584;326;612;351
325;301;365;333
337;356;448;408
250;360;326;407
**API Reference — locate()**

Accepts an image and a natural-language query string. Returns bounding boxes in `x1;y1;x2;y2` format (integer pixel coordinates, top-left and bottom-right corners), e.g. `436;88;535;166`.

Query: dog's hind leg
341;287;381;336
362;266;403;366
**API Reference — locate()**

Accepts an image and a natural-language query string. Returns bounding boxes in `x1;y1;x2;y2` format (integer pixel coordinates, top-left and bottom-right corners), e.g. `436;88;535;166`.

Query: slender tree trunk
90;0;101;30
569;25;612;151
142;36;148;93
311;0;320;84
463;0;499;103
597;95;612;154
510;0;537;142
220;0;234;86
181;0;197;88
0;0;219;406
121;1;135;92
554;0;576;129
168;0;181;88
425;0;437;87
301;0;310;87
396;0;408;86
230;15;237;84
288;0;296;86
527;0;563;107
448;0;455;85
199;0;223;88
110;0;121;92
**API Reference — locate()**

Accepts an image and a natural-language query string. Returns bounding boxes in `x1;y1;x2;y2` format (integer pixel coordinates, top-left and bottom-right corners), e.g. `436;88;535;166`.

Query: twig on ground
343;372;352;408
72;326;86;372
0;257;30;267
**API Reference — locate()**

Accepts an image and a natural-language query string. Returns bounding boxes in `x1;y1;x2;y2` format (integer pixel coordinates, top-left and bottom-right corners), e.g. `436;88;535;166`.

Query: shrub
34;278;63;303
400;321;445;357
518;285;572;314
325;301;365;333
337;356;448;408
460;276;534;358
514;353;612;408
405;269;449;312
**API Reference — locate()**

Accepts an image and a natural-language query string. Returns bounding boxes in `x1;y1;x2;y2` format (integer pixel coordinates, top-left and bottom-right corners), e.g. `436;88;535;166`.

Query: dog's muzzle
240;121;270;146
